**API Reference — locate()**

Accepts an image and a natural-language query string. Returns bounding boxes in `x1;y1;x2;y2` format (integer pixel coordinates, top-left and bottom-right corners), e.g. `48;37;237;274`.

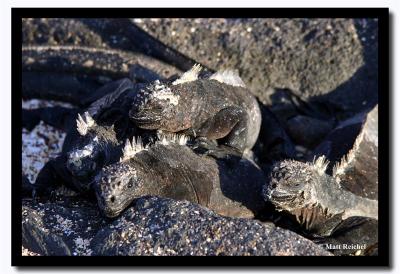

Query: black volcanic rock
133;18;375;118
22;199;105;256
92;196;332;256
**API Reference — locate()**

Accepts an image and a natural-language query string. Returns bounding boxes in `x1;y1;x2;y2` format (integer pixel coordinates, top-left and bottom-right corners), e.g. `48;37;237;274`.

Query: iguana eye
127;182;133;188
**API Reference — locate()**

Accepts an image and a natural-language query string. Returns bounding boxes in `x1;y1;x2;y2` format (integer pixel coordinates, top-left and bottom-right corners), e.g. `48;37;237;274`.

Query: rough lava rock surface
22;199;104;256
23;18;378;118
92;196;332;256
133;18;376;117
20;17;379;256
22;18;105;47
22;196;332;256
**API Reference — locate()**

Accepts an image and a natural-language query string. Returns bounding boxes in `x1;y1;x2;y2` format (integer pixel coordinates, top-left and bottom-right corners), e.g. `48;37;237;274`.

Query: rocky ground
21;18;379;257
133;18;378;119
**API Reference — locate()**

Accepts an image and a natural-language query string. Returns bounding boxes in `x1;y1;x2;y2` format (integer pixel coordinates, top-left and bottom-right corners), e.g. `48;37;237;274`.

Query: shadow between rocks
78;18;204;72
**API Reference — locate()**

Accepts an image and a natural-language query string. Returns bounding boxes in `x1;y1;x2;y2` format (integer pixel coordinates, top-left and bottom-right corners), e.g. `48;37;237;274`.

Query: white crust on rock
76;112;96;136
209;69;246;87
172;64;202;86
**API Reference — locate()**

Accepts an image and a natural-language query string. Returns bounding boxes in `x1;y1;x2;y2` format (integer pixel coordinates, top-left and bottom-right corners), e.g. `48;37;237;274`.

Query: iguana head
129;64;247;133
93;161;143;218
129;64;206;132
129;79;182;130
93;136;149;217
264;157;369;236
263;157;330;212
66;112;119;191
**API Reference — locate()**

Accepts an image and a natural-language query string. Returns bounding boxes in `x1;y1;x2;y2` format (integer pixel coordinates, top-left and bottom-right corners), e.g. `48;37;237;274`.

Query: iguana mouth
96;194;126;218
130;107;162;121
131;114;161;123
101;206;124;218
111;204;126;217
94;184;133;218
271;193;296;202
131;113;162;129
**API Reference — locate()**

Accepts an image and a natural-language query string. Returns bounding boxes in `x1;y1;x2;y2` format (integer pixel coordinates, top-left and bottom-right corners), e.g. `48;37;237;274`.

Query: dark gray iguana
28;79;156;196
30;111;123;195
93;133;267;219
129;64;262;154
262;156;378;237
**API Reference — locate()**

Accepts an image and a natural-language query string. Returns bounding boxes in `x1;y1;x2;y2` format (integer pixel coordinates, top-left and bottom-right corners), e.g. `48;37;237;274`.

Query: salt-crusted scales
129;64;261;153
263;157;378;237
20;18;378;257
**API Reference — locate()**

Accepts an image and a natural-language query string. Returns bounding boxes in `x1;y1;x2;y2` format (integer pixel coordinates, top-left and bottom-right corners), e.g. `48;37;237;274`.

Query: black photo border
12;7;390;267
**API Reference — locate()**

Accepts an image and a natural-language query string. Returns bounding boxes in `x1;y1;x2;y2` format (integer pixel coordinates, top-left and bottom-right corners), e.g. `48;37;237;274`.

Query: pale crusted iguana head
129;64;247;133
129;79;181;130
263;157;335;232
66;112;119;191
263;157;330;210
264;160;315;210
129;65;204;132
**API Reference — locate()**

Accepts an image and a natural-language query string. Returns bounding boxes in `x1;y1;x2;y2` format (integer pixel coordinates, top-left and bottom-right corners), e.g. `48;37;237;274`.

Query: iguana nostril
110;196;115;203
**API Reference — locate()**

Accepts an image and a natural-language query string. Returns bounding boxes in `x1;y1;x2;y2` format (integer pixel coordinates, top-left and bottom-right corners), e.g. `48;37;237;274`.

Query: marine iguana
31;111;123;195
262;157;378;237
93;133;266;219
29;79;155;195
129;64;262;153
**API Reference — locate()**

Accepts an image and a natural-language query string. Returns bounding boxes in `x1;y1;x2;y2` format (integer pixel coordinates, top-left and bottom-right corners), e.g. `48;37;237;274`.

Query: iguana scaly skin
93;134;266;218
34;112;123;194
30;79;157;196
129;65;262;153
262;157;378;237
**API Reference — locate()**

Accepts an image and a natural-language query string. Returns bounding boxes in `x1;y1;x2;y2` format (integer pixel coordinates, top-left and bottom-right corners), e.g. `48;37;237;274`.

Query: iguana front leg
191;137;242;162
196;106;249;152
